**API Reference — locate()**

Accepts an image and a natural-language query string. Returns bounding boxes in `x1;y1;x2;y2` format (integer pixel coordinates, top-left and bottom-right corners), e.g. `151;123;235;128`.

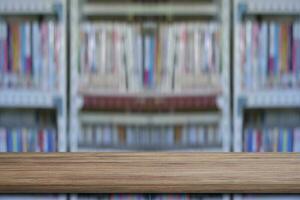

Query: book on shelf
0;127;57;152
77;194;223;200
240;19;300;90
0;19;62;91
0;110;57;152
244;127;300;152
79;124;221;150
0;195;62;200
243;111;300;152
79;22;221;94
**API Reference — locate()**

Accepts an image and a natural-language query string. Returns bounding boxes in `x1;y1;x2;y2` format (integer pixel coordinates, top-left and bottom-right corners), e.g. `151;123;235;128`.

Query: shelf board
0;0;57;15
82;2;218;17
80;112;220;125
0;153;300;193
240;0;300;15
241;89;300;108
77;144;223;151
82;94;218;112
0;89;60;109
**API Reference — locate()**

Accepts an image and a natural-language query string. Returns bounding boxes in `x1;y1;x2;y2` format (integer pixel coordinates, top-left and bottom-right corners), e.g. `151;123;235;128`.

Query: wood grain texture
0;153;299;193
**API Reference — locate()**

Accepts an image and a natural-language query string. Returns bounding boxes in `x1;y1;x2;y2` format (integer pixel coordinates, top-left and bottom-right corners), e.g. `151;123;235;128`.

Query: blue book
288;128;293;152
246;128;253;152
29;129;35;152
0;22;4;73
17;128;22;152
32;22;40;86
278;129;283;152
149;34;155;88
7;24;12;73
21;23;26;75
274;23;280;78
263;128;270;152
48;129;53;152
6;129;13;152
12;129;18;152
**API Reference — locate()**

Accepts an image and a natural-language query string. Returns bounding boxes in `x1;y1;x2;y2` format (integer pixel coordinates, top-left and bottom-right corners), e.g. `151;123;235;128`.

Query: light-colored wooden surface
0;153;299;193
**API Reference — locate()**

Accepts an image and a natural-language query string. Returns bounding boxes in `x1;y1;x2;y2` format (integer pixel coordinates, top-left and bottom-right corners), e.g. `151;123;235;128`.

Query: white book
269;22;276;86
188;125;197;145
94;24;100;74
252;129;257;152
207;126;215;145
95;126;102;145
126;127;133;146
21;128;27;152
295;22;300;84
0;128;6;152
85;125;93;145
136;25;143;91
181;126;188;145
102;125;111;146
111;126;118;145
215;126;222;144
41;22;49;90
252;22;259;90
260;22;268;88
166;126;174;146
165;25;175;91
245;20;253;89
293;128;300;152
124;24;134;91
32;22;41;88
87;23;95;73
100;24;106;74
213;24;220;75
43;129;48;152
0;21;7;85
152;127;159;145
197;126;205;145
48;21;55;90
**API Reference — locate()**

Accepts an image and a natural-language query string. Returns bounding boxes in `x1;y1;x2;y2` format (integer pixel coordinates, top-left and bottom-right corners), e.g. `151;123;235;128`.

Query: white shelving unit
70;1;230;199
0;0;67;152
233;0;300;152
70;0;231;152
233;0;300;199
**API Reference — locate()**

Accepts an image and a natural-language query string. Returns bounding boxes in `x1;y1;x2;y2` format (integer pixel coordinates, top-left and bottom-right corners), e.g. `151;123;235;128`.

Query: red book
257;129;262;152
38;130;44;152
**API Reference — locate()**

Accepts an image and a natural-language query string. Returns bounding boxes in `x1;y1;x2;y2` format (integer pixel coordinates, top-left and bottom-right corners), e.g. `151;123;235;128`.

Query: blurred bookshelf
70;0;230;200
233;0;300;199
70;0;231;151
0;0;67;199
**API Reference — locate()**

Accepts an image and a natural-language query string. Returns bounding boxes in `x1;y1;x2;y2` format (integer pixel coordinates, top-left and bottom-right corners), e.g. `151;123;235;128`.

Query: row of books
79;22;221;92
79;124;221;149
0;195;60;200
240;20;300;90
77;194;222;200
241;195;300;200
0;20;62;90
0;127;57;152
243;127;300;152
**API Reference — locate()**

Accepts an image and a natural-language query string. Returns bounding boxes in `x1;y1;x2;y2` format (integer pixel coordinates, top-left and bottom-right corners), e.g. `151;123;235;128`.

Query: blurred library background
0;0;300;199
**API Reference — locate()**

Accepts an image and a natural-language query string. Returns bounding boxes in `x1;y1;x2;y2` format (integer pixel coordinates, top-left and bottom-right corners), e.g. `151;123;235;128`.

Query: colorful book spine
244;127;300;152
242;20;300;89
0;127;57;152
0;20;61;90
79;124;220;149
79;22;220;92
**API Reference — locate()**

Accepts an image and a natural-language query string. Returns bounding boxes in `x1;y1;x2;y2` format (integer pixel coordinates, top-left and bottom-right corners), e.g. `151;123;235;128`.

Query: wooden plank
0;153;299;193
